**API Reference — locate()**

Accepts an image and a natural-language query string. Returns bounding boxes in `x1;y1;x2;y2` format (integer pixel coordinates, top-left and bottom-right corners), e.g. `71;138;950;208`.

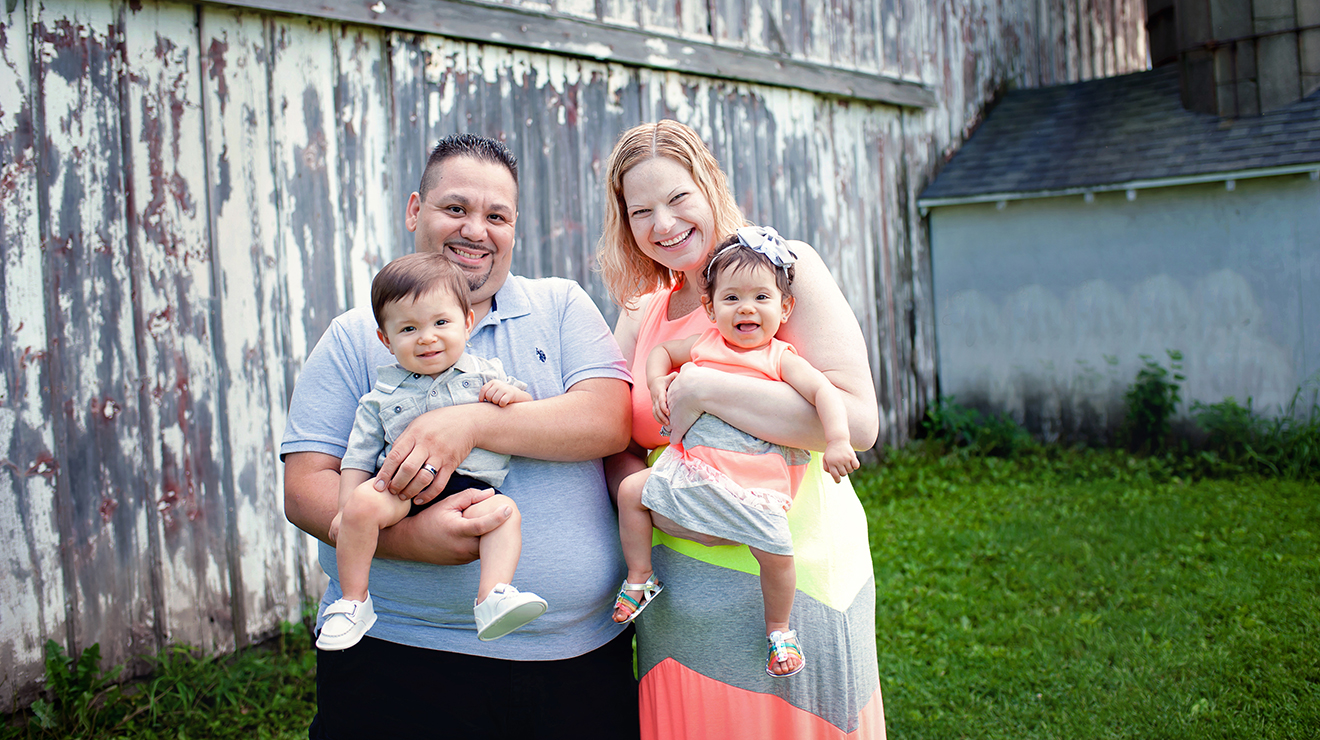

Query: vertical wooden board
837;106;888;441
121;0;234;653
1091;0;1108;78
639;0;710;43
334;26;393;308
1049;0;1068;83
529;52;590;286
388;31;424;257
594;0;638;27
828;0;859;70
573;61;630;315
802;0;832;65
853;0;880;73
270;14;346;365
35;0;156;665
710;0;749;50
551;0;602;21
901;110;937;430
198;6;314;629
0;0;67;706
875;107;913;441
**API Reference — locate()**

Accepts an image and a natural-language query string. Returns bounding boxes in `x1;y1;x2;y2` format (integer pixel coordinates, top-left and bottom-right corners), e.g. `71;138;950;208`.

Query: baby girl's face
702;263;793;350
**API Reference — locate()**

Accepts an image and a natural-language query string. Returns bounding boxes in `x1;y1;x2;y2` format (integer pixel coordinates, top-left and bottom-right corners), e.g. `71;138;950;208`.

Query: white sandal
612;574;664;624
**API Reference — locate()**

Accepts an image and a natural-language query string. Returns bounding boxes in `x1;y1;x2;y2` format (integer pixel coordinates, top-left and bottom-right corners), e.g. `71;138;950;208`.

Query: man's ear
700;294;716;322
780;294;795;323
405;192;421;233
377;328;392;351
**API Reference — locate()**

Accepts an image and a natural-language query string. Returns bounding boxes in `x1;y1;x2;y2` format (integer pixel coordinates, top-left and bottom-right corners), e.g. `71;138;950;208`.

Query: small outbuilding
920;13;1320;441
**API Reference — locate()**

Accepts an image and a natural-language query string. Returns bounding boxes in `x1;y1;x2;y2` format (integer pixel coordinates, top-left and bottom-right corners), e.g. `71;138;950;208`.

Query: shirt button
431;390;438;396
394;406;402;412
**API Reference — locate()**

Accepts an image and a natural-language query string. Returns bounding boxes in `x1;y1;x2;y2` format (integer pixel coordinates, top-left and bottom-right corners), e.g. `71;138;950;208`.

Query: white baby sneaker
316;595;377;651
473;584;547;641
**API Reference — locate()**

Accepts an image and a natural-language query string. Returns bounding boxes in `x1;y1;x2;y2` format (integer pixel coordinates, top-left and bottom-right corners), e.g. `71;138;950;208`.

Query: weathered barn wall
0;0;1147;706
931;174;1320;442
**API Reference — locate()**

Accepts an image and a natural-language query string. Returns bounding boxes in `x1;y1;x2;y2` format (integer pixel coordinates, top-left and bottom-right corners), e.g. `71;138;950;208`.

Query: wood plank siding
0;0;1147;704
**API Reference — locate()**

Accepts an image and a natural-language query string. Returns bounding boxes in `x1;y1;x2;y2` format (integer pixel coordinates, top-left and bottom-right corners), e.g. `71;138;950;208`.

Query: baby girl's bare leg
615;468;657;621
750;547;802;676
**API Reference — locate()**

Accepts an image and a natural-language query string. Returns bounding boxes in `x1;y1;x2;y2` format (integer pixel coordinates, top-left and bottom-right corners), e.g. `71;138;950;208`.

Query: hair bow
736;226;797;268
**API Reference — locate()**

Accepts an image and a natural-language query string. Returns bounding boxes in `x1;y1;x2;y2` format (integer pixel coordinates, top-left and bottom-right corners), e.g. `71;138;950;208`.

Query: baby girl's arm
479;379;533;407
645;335;701;428
778;353;861;483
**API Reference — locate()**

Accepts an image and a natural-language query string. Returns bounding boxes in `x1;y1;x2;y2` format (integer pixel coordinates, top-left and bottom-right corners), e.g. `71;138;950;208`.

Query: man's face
406;156;518;317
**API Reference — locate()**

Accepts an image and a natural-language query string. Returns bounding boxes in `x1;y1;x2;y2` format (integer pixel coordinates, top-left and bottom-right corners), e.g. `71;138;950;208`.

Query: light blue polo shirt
281;276;631;660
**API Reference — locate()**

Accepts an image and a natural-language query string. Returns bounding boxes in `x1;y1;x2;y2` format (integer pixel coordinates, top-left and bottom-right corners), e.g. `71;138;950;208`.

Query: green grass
7;448;1316;738
2;622;316;740
855;446;1320;739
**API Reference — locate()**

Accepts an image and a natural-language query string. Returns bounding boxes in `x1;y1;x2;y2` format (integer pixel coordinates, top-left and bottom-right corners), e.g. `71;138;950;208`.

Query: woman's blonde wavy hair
596;120;746;309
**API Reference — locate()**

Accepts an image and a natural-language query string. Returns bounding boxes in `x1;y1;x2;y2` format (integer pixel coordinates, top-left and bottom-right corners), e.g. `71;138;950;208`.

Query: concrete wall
930;173;1320;442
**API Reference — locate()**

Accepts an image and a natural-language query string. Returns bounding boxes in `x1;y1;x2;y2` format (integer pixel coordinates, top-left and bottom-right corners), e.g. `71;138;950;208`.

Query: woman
597;119;886;739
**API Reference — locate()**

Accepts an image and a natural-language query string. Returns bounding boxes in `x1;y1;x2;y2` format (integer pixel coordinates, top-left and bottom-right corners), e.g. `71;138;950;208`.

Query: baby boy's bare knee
467;492;519;522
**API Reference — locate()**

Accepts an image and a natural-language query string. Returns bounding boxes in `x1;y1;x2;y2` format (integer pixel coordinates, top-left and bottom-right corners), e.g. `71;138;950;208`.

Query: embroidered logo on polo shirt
536;348;547;363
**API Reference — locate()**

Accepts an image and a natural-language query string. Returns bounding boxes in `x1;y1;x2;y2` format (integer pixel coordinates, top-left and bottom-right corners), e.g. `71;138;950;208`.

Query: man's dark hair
418;133;519;201
703;233;795;303
371;252;472;329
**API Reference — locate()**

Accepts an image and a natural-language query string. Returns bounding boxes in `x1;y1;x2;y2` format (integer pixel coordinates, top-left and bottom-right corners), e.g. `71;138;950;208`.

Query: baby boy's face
377;287;474;376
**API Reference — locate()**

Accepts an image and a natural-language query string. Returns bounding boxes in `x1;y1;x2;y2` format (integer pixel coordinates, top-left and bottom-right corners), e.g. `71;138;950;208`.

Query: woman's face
621;156;716;276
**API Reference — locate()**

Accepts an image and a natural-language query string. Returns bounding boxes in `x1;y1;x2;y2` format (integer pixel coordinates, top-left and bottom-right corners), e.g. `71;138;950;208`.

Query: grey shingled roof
919;65;1320;205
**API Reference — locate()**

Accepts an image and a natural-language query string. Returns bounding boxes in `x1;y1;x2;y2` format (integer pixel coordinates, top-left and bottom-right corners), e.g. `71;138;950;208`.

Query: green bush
2;621;317;740
1191;384;1320;481
1120;350;1184;454
921;397;1031;458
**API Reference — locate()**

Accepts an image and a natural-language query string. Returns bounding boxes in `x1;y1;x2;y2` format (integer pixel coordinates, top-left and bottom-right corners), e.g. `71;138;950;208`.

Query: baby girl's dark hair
371;253;472;329
702;233;795;304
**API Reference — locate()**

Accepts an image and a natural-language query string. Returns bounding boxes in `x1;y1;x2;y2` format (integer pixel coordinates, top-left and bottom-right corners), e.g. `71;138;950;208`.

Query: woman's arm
663;241;879;451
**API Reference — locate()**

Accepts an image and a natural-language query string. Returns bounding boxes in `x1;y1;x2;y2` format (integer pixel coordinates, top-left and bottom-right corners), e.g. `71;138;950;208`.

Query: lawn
6;449;1317;738
856;448;1320;739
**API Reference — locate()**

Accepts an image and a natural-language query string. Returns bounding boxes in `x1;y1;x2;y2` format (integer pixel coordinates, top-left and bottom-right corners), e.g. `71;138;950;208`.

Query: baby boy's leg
465;493;521;603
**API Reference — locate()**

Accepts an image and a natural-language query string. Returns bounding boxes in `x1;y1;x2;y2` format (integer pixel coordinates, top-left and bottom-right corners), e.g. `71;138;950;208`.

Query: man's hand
374;405;480;505
386;486;512;565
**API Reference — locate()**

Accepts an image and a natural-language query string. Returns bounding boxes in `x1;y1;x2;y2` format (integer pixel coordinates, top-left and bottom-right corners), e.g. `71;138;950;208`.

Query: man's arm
283;451;511;564
375;376;632;502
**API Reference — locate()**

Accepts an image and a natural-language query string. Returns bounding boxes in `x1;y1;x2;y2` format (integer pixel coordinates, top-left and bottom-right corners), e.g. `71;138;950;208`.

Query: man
282;134;636;739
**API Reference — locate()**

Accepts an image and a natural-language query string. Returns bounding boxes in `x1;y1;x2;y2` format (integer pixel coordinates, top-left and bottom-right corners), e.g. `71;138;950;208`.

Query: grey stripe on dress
636;545;880;734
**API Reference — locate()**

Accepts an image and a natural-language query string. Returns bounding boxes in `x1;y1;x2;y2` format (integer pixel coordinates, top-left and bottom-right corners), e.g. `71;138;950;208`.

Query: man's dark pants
309;628;640;739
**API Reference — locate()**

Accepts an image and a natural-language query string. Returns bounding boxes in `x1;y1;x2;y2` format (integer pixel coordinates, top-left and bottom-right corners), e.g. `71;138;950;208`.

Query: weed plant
1120;350;1185;454
922;398;1033;458
1191;385;1320;481
857;446;1320;739
2;621;317;740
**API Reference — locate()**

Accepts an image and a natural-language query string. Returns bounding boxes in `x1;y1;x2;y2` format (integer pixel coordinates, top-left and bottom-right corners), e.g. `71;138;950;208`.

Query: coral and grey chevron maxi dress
627;287;886;740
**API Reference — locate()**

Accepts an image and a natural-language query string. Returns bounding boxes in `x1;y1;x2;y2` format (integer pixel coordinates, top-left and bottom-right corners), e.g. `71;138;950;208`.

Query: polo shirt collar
475;275;531;332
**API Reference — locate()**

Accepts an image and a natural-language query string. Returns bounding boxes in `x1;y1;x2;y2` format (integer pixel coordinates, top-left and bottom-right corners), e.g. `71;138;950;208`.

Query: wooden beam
201;0;936;108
